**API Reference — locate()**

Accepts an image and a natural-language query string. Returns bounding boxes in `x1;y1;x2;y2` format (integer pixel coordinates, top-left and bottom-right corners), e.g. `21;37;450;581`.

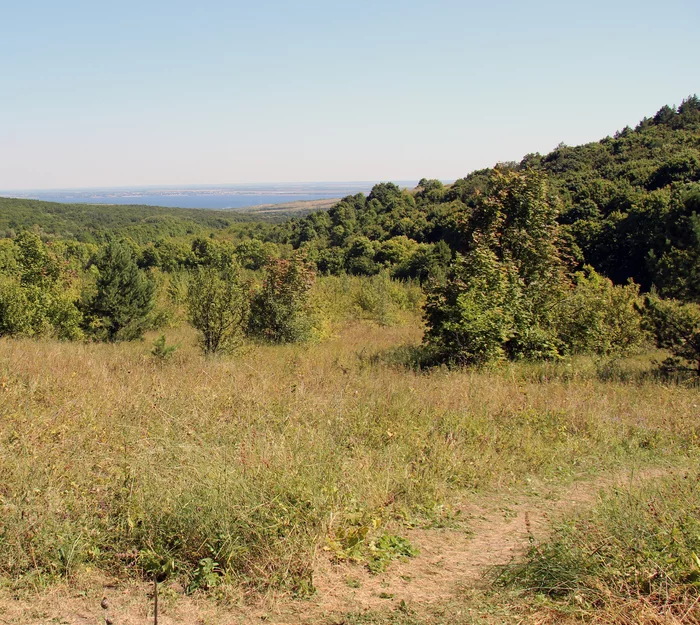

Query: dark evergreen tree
87;240;155;341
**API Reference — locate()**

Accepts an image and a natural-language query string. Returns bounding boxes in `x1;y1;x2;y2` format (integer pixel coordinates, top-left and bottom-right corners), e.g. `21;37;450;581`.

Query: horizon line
0;179;440;194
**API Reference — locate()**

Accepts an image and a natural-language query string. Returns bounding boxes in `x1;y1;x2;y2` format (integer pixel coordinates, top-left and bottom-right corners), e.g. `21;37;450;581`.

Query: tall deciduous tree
424;170;571;364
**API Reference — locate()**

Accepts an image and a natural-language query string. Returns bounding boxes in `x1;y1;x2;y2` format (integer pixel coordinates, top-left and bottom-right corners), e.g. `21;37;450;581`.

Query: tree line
0;97;698;373
0;232;315;354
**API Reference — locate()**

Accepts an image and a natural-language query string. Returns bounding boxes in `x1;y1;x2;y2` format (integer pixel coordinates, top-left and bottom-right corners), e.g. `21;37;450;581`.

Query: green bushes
0;232;423;352
0;276;31;336
423;172;648;366
0;232;84;340
644;295;700;376
556;267;646;356
424;246;520;366
424;263;648;367
423;170;570;365
187;255;320;352
0;228;686;372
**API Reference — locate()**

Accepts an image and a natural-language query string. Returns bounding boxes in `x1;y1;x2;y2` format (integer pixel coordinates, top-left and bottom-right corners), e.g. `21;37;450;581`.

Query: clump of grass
150;334;178;362
496;471;700;616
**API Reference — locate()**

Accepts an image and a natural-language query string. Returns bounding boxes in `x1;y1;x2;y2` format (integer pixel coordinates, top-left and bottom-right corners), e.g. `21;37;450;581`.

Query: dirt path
0;466;675;625
289;466;670;623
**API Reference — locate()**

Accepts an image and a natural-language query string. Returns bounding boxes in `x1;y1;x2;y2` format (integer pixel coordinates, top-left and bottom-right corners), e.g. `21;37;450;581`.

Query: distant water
15;192;344;210
1;182;418;210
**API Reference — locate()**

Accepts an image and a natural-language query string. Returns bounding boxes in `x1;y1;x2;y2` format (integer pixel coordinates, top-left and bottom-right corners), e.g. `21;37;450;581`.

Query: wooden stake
153;578;158;625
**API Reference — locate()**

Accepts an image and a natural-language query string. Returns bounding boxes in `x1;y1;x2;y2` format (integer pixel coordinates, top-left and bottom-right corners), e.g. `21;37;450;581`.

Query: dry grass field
0;314;698;623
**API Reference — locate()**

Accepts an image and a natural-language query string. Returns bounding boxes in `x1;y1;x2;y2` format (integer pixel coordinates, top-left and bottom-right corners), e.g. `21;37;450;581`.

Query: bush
423;246;518;366
644;296;700;376
556;267;647;356
0;233;83;340
248;255;315;343
151;334;178;362
187;265;250;355
0;276;32;336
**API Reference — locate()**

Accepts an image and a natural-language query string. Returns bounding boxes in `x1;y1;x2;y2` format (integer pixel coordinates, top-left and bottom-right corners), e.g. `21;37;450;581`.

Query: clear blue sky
1;0;698;190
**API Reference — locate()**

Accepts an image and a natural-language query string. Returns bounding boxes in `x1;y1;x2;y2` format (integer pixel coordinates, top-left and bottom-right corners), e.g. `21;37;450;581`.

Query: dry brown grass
0;318;698;612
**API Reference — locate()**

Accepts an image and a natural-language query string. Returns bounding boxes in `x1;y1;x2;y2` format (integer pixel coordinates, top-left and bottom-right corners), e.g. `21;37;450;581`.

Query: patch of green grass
368;535;419;574
496;470;700;612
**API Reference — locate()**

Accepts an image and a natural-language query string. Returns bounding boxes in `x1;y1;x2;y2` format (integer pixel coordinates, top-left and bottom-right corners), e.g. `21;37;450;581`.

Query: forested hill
268;96;700;300
0;198;281;244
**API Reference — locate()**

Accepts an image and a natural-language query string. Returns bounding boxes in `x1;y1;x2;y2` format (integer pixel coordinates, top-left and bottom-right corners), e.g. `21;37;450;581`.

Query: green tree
234;239;275;270
87;241;155;341
647;186;700;301
248;255;315;343
187;265;250;355
15;231;60;288
0;233;83;339
0;275;32;336
424;170;571;364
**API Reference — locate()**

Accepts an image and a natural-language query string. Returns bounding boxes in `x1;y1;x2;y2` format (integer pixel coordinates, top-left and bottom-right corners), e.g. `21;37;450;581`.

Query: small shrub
643;295;700;377
367;534;419;574
187;265;250;355
151;334;178;362
248;254;315;343
325;512;418;574
186;558;222;594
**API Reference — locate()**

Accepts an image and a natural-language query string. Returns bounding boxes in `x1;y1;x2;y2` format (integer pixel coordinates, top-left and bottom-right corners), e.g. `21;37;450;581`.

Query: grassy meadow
0;274;699;624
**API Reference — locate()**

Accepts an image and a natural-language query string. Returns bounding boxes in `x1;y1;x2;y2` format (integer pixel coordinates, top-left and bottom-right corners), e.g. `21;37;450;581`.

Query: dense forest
0;97;699;371
267;95;700;301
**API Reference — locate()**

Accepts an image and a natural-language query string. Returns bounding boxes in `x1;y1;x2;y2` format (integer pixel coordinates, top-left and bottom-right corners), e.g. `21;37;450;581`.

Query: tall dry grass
0;320;697;592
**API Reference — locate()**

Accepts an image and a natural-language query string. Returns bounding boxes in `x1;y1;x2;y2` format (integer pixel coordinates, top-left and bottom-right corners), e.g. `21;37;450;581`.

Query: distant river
3;182;419;210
